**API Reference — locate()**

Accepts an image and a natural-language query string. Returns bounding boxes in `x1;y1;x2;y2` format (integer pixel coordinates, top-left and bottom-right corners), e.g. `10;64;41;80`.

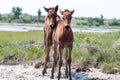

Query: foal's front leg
65;49;68;78
58;46;63;80
42;43;51;75
51;43;57;79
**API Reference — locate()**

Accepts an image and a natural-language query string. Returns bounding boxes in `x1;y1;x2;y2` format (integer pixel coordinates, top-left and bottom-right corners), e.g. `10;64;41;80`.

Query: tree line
0;7;120;27
0;7;44;23
75;15;120;27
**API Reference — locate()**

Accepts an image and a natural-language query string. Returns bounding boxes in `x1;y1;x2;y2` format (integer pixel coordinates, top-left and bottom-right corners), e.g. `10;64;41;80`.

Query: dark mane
64;9;69;12
49;7;54;9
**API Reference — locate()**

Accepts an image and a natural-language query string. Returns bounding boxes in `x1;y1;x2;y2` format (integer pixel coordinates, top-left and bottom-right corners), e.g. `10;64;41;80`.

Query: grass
72;32;120;73
0;31;43;44
0;30;120;73
0;31;44;61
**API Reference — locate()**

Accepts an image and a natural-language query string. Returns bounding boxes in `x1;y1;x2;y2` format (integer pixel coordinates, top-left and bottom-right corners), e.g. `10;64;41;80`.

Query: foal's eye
47;16;51;18
63;16;65;20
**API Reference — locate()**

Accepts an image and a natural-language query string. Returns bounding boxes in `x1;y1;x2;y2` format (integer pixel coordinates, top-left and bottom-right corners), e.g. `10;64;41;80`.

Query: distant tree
0;14;2;20
37;8;41;22
93;18;101;26
18;13;38;23
18;13;31;23
87;17;94;26
109;18;120;26
80;17;86;20
12;7;22;19
100;14;104;25
7;14;14;23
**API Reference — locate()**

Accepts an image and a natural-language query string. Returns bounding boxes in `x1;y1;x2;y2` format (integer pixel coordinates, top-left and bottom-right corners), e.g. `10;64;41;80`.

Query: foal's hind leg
42;43;51;75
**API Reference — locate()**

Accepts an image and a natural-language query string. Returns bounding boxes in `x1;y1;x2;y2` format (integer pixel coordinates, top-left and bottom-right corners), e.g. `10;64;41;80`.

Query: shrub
81;43;98;54
113;38;120;49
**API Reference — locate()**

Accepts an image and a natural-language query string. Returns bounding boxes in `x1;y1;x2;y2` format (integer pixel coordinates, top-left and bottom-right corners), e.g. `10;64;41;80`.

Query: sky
0;0;120;19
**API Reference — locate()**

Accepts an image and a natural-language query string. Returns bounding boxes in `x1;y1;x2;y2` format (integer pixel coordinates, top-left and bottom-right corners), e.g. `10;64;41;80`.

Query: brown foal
42;5;60;75
51;9;75;80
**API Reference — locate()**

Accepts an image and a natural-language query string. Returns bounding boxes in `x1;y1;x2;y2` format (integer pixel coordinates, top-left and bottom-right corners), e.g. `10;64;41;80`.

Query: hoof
69;77;72;80
57;76;60;80
50;75;54;79
66;75;68;78
42;70;46;76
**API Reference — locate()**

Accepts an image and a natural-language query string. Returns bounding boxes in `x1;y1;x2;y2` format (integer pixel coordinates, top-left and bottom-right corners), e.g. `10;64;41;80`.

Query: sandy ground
0;64;120;80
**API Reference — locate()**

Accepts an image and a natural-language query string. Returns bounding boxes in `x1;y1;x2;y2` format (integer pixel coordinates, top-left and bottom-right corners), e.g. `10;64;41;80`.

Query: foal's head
60;9;74;30
44;5;58;29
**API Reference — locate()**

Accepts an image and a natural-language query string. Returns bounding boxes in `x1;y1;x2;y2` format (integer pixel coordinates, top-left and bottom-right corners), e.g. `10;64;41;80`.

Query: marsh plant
73;32;120;73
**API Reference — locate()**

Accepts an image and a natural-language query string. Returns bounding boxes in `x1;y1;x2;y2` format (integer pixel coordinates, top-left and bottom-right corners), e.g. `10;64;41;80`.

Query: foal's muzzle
64;25;70;30
50;23;56;29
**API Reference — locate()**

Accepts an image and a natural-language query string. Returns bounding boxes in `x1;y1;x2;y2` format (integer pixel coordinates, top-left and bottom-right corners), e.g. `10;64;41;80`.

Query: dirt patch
0;58;120;80
0;54;24;65
0;64;120;80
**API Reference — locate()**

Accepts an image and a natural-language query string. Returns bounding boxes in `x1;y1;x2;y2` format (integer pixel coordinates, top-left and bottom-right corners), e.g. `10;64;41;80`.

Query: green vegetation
12;7;22;19
0;31;43;44
73;17;120;28
0;31;44;61
0;31;120;73
0;7;44;26
73;32;120;73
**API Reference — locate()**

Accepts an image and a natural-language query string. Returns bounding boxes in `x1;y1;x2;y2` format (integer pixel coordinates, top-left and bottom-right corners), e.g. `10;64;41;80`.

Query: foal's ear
55;5;58;12
60;10;64;15
43;6;49;12
70;9;75;15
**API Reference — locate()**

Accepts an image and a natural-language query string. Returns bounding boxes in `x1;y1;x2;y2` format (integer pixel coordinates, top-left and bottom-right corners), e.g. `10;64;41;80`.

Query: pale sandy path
0;65;120;80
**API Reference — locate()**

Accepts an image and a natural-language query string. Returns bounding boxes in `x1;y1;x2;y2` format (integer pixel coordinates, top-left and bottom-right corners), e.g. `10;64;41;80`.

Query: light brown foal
42;5;60;75
51;9;75;80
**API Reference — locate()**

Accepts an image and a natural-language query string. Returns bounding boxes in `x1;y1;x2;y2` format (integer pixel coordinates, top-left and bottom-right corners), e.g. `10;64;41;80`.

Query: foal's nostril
65;25;70;30
50;23;56;29
50;24;53;29
50;24;54;29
